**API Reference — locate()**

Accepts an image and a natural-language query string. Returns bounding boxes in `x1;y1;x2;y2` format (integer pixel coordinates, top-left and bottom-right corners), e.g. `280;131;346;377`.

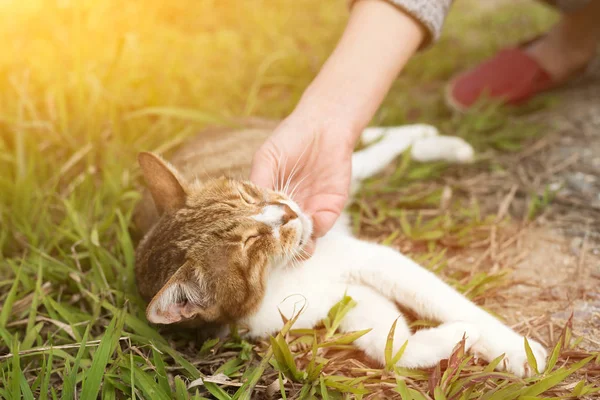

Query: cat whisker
273;148;286;192
271;170;277;194
270;150;280;193
280;244;305;269
274;152;288;193
283;141;312;196
296;250;310;261
289;245;309;266
298;246;310;255
288;171;313;201
274;153;281;192
279;155;288;194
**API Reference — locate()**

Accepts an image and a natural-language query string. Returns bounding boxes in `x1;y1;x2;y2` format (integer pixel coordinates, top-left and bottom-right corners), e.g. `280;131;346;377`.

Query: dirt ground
454;61;600;354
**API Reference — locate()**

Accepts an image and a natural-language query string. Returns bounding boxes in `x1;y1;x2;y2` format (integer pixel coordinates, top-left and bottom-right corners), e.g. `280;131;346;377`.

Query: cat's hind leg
411;136;474;164
341;286;480;369
360;124;439;146
352;125;436;183
352;125;473;184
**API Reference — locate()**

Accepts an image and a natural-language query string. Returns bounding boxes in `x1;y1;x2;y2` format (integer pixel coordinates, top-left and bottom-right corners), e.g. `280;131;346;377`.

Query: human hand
250;111;356;255
251;0;424;256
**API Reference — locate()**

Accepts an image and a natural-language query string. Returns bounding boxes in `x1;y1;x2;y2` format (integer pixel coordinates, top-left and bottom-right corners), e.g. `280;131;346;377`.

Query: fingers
297;210;342;261
310;209;342;238
249;147;276;189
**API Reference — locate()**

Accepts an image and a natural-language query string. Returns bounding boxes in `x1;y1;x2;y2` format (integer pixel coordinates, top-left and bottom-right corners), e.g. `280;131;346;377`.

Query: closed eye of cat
237;189;258;205
243;234;261;247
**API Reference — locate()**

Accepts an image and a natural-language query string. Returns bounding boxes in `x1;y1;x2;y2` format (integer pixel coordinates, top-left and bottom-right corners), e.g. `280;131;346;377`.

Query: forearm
293;0;425;141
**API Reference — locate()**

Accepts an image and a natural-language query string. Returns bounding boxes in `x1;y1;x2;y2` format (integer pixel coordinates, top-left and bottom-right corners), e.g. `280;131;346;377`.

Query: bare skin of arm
250;0;425;253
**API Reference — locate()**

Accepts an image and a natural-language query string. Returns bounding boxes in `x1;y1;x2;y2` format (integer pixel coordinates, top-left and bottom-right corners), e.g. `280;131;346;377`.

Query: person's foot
445;44;555;112
525;18;597;82
446;4;600;112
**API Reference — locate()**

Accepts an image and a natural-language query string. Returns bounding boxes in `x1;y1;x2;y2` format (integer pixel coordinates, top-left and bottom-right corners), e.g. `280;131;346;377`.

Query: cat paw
411;136;474;164
361;124;439;145
498;338;547;378
472;334;547;378
444;322;481;350
393;322;480;369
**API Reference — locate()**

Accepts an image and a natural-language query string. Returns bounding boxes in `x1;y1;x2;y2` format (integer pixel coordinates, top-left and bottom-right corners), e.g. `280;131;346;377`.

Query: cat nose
280;203;297;225
252;203;298;227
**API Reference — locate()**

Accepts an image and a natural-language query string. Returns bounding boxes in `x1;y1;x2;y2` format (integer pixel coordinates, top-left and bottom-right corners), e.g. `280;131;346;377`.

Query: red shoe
446;42;557;112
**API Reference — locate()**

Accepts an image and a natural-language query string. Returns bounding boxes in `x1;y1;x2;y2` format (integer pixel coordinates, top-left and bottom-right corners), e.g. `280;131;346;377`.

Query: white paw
393;322;481;369
500;338;547;378
361;124;439;145
444;321;481;350
472;333;548;378
411;136;474;164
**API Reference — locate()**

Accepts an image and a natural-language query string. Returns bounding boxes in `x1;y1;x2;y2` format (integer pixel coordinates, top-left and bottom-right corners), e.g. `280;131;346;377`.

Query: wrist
282;99;359;154
291;0;424;140
295;82;364;138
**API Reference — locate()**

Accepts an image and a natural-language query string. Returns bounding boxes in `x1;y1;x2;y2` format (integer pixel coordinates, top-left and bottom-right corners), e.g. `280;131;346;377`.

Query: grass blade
61;323;92;400
80;312;125;400
395;378;411;399
523;337;539;375
521;356;593;396
0;267;22;328
204;382;232;400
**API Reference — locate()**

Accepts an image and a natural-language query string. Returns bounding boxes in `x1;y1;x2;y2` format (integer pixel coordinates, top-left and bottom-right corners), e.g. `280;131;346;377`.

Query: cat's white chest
242;233;364;337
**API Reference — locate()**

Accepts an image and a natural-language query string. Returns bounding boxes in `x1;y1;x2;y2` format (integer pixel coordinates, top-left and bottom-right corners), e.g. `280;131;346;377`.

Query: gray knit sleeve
350;0;453;49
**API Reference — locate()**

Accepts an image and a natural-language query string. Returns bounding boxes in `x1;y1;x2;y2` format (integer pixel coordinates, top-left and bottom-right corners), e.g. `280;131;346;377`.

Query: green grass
1;0;598;398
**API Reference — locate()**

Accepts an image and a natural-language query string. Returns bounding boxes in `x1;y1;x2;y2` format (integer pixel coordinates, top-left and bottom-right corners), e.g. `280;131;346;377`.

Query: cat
134;122;547;378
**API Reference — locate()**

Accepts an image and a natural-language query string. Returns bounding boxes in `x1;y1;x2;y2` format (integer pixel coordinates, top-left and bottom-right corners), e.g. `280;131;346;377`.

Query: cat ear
146;265;214;324
138;152;188;216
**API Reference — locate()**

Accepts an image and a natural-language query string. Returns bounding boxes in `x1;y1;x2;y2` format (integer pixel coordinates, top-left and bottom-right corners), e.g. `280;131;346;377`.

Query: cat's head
135;152;312;325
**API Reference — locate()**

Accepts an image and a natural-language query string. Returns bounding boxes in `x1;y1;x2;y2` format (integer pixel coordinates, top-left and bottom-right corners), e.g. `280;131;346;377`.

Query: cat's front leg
345;240;547;377
470;323;548;378
341;285;481;369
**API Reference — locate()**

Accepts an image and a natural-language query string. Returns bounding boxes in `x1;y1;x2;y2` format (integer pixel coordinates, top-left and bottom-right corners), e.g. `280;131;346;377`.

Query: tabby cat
134;122;547;377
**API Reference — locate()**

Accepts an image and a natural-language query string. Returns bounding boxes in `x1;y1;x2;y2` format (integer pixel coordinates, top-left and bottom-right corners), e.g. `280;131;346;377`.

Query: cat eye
243;234;261;247
238;188;257;205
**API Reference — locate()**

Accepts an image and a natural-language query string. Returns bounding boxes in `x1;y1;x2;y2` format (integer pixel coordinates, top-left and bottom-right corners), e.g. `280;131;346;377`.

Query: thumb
249;146;276;189
310;209;342;238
